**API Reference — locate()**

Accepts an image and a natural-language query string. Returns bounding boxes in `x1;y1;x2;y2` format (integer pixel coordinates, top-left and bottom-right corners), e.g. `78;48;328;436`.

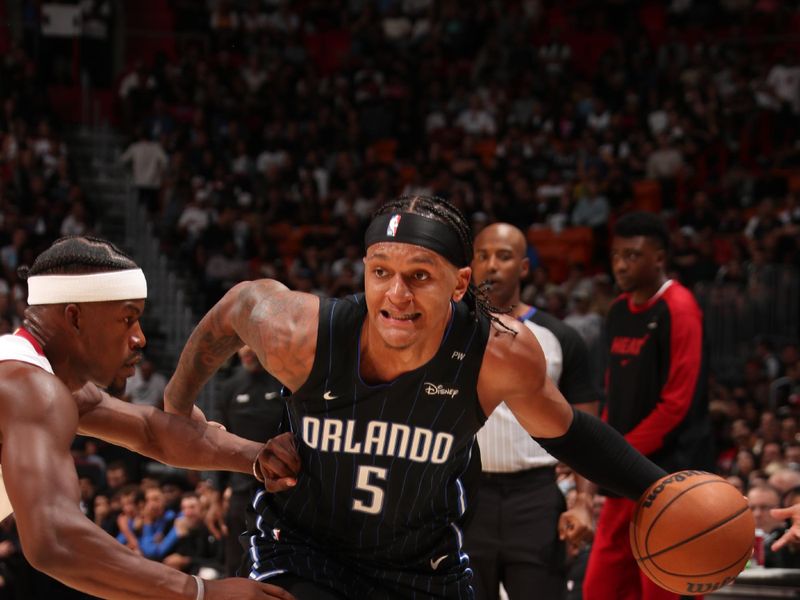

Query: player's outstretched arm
0;364;295;600
74;384;297;490
770;504;800;551
479;317;666;501
164;279;319;417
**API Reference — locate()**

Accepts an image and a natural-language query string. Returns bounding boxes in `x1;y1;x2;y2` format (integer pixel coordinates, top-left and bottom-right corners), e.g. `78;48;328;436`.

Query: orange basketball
629;470;754;596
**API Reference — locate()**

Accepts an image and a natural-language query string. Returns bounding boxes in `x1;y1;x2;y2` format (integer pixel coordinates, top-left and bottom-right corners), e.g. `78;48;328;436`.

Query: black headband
364;212;468;267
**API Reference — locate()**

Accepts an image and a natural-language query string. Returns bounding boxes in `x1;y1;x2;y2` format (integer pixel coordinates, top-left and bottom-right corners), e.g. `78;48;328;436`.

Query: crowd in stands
115;0;800;311
0;44;95;339
1;0;800;595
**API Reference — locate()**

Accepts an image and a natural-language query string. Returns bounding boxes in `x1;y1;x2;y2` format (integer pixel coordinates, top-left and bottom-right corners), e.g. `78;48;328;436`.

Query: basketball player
165;196;668;599
583;212;713;600
0;236;295;600
465;223;597;600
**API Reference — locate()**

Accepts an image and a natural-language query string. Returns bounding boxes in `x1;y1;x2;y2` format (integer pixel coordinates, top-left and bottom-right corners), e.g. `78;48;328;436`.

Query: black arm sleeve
534;407;667;501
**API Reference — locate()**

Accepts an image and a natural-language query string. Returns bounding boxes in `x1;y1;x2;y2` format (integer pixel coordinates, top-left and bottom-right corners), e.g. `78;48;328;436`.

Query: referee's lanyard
518;306;537;322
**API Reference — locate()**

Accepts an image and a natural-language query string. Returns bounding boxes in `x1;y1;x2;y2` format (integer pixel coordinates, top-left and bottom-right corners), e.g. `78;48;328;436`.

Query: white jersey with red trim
0;333;54;375
0;332;55;521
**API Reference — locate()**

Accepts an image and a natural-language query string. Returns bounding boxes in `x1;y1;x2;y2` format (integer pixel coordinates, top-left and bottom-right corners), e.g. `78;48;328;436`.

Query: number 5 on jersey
352;465;387;515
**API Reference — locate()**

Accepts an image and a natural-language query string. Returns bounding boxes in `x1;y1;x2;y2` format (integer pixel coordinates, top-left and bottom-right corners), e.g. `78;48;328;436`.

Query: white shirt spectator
383;15;412;40
118;70;156;100
647;144;684;179
241;63;268;94
256;149;289;173
119;139;168;189
177;201;211;239
648;108;669;136
60;206;89;237
587;106;610;132
456;106;497;136
125;362;167;406
572;194;610;228
767;63;800;113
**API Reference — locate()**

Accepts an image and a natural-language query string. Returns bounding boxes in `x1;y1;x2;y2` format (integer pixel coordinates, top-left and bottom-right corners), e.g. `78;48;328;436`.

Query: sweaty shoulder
233;280;320;391
478;313;547;414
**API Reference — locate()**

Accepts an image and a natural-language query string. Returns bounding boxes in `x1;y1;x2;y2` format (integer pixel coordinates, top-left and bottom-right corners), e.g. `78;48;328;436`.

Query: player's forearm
25;509;196;600
164;287;246;415
572;402;599;498
535;407;667;500
142;407;261;473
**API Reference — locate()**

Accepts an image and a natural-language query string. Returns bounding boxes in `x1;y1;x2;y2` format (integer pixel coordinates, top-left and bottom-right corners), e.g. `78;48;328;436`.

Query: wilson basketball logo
640;470;705;508
386;214;402;236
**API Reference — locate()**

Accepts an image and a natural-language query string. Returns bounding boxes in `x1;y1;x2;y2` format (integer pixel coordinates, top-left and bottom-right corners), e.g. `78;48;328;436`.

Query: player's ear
452;266;471;302
654;246;667;272
64;303;81;331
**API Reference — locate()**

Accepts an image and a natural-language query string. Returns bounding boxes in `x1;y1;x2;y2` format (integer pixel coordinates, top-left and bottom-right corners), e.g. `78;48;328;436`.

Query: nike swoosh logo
323;391;338;400
430;555;447;570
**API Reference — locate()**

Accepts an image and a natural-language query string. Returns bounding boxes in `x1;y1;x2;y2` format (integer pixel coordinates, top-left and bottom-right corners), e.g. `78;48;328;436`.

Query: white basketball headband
27;269;148;305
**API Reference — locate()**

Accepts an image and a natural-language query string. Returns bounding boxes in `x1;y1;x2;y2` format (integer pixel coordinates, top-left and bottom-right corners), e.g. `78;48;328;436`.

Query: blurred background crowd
0;0;799;597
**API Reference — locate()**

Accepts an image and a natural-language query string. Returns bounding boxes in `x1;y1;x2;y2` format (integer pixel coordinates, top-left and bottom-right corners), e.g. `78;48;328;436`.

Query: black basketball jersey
246;294;491;599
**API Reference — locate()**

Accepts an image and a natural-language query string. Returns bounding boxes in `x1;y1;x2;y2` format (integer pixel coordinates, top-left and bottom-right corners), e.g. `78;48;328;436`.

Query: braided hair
18;236;138;280
372;195;516;335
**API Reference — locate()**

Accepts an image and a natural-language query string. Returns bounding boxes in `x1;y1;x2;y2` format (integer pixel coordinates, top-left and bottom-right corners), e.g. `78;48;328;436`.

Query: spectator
123;357;168;407
163;493;224;578
570;180;609;229
138;487;179;561
769;468;800;497
564;289;602;350
748;484;800;567
118;128;168;214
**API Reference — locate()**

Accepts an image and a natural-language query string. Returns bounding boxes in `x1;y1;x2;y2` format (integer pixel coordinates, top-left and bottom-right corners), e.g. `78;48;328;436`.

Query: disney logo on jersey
424;382;459;398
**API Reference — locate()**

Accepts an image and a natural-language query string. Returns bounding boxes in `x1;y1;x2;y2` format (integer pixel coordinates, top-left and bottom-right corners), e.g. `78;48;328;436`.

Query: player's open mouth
380;310;420;322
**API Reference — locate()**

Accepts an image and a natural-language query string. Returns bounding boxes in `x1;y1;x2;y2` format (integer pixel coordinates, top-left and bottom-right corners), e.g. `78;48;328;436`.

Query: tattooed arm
164;280;320;417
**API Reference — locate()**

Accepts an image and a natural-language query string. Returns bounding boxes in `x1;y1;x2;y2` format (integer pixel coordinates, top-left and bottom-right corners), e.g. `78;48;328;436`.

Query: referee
464;223;599;600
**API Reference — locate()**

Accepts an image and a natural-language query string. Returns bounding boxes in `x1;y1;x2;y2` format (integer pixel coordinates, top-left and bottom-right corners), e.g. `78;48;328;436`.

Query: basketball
629;470;755;596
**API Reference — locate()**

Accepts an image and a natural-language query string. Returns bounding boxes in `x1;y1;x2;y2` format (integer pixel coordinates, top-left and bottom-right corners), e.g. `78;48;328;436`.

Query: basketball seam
643;504;750;561
642;480;743;559
649;546;752;579
631;475;749;593
630;506;674;592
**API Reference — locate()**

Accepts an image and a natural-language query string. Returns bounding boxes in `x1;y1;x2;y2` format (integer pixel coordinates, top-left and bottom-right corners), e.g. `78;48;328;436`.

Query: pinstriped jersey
247;294;490;598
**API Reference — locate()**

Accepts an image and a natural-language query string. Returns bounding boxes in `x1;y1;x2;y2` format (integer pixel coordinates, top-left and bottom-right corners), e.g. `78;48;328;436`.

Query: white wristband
192;575;205;600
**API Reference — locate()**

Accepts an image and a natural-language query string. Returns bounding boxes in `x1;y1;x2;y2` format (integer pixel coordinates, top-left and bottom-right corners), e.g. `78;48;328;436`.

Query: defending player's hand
557;502;594;545
205;577;296;599
770;504;800;551
256;432;301;493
